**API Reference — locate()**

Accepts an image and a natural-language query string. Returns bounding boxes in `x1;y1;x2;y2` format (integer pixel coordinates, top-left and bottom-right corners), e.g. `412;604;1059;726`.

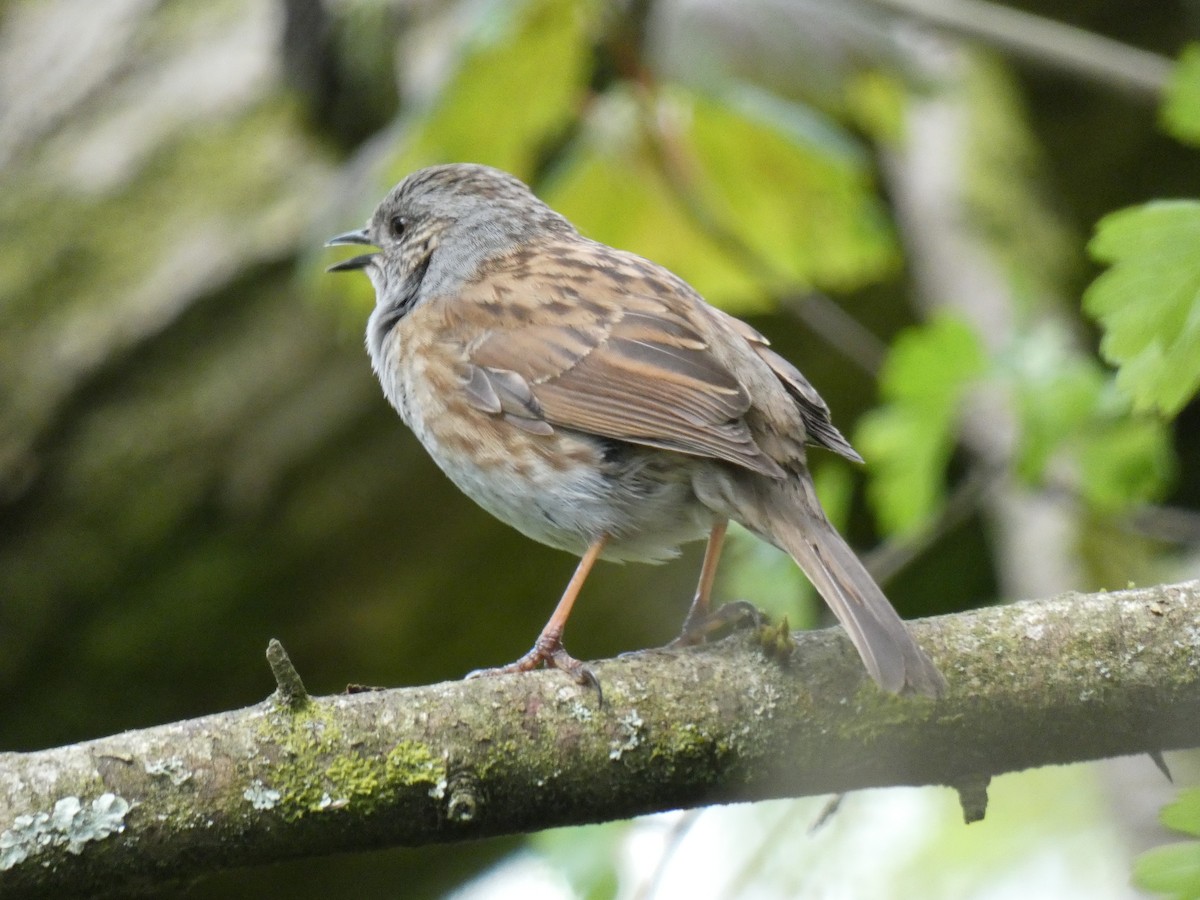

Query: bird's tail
736;474;946;696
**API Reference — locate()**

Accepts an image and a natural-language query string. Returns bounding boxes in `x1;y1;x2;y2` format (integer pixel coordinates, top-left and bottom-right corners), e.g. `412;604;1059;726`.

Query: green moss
250;704;449;821
755;617;796;659
326;754;382;796
254;704;341;818
648;722;732;781
832;683;941;746
472;739;523;782
385;740;445;786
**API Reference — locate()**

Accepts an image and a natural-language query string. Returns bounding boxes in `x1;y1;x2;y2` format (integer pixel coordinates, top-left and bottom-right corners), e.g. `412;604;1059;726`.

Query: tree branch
868;0;1172;97
3;581;1199;897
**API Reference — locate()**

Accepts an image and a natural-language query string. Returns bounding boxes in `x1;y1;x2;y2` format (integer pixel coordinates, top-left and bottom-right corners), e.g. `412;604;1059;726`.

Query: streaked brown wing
461;252;785;478
705;307;863;463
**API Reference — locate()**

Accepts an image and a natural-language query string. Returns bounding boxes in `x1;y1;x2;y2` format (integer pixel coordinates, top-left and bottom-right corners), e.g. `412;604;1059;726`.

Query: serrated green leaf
1163;44;1200;147
1134;842;1200;897
1084;201;1200;417
855;317;986;536
1163;789;1200;838
388;0;594;181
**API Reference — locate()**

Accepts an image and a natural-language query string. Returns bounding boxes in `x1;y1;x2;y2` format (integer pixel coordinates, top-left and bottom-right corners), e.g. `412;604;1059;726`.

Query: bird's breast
375;318;714;561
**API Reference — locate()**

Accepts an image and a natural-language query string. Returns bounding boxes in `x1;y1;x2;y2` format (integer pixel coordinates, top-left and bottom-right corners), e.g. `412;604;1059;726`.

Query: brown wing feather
462;245;785;478
704;307;863;463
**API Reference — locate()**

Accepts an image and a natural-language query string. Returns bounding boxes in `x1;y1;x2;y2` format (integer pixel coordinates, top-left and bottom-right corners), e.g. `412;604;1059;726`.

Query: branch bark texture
2;581;1199;897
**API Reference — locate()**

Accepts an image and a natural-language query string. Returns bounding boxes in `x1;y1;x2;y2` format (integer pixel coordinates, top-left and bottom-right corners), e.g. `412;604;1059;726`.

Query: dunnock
328;163;945;696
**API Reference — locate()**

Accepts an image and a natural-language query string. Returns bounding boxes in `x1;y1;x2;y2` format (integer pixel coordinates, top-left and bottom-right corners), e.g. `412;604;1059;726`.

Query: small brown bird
328;163;945;696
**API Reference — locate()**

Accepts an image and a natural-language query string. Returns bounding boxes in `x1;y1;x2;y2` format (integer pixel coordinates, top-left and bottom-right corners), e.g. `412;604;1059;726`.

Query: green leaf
1134;842;1200;897
532;823;623;900
1009;331;1101;485
687;84;899;294
388;0;594;181
1132;788;1200;896
855;317;986;536
544;110;769;313
1163;43;1200;147
545;84;897;314
1084;201;1200;417
845;70;908;143
1007;324;1174;512
1076;408;1174;511
1163;789;1200;838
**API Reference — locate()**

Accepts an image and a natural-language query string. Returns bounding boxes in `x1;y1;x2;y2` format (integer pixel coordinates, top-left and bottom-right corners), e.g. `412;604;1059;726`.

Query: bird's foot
670;600;765;648
467;634;601;702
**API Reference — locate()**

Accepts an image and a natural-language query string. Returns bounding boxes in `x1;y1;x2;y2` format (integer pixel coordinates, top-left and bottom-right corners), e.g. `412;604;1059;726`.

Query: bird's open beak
325;229;377;272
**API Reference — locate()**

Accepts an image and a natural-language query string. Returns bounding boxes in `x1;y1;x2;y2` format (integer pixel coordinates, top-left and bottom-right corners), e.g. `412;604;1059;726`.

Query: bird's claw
466;640;602;704
670;600;765;648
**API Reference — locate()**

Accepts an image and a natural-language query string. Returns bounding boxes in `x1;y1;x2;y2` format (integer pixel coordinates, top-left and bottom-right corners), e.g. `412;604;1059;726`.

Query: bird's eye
390;215;407;238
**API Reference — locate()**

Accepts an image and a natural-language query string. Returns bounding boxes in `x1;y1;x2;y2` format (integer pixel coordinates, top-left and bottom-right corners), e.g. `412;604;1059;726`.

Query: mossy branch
2;580;1199;898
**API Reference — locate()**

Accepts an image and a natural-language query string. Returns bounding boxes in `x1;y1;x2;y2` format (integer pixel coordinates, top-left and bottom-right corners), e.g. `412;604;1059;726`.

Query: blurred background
2;0;1199;896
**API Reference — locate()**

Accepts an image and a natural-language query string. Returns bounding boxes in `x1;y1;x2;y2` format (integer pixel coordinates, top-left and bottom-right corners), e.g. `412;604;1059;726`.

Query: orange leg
471;534;608;685
679;519;728;637
672;520;763;646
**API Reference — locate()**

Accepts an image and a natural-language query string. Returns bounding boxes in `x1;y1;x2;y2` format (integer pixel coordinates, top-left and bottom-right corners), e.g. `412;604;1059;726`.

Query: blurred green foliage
964;56;1076;311
1007;322;1175;511
1163;43;1200;147
856;316;986;537
1085;201;1200;417
1135;788;1200;898
1;0;1198;896
388;0;595;182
